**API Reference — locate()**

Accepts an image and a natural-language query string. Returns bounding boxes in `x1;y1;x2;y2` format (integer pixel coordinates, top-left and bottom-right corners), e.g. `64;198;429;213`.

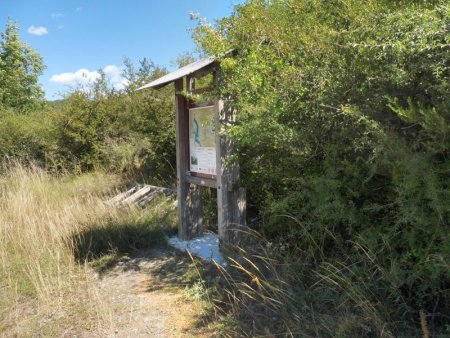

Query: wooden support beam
186;174;217;189
175;79;190;240
216;111;229;242
216;97;246;243
186;184;204;236
176;77;204;240
192;62;218;80
232;187;247;240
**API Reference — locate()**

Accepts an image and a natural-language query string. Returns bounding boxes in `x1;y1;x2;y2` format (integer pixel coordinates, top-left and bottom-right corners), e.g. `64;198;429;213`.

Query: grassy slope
0;164;178;336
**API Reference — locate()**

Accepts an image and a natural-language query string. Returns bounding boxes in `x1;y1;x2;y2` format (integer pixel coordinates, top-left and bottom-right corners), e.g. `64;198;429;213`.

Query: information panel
189;106;216;177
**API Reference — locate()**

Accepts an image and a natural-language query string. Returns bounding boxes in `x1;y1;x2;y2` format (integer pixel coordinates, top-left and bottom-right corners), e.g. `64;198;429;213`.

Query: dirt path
1;248;218;337
83;248;215;338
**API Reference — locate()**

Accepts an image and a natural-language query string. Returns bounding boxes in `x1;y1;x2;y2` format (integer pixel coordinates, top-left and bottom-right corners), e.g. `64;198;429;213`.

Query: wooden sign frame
137;57;246;244
175;70;246;242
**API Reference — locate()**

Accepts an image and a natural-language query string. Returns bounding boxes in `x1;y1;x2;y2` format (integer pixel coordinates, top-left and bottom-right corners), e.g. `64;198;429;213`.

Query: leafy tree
122;57;166;92
171;51;196;68
0;20;45;112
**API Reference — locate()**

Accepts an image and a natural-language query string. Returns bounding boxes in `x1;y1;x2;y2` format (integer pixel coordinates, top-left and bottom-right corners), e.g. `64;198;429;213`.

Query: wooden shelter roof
136;56;217;90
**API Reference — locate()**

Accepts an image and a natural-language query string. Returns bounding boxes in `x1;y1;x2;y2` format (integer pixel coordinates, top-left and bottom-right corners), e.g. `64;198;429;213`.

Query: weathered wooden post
138;56;246;243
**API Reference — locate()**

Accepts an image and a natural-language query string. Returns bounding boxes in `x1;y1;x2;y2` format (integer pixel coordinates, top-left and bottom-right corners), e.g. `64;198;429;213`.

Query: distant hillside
46;98;66;108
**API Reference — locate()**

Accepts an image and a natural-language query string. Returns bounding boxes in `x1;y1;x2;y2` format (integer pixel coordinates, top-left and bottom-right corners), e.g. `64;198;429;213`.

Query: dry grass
203;230;398;338
0;163;174;336
206;232;448;338
195;230;303;338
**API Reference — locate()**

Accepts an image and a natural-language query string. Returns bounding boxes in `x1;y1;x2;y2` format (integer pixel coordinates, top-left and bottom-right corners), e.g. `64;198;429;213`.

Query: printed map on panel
190;106;215;147
189;106;216;176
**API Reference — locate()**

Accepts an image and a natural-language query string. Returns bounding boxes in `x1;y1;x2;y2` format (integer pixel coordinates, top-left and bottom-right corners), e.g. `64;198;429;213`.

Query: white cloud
103;65;121;76
27;25;48;36
51;13;64;18
103;64;129;90
50;65;128;90
50;68;100;86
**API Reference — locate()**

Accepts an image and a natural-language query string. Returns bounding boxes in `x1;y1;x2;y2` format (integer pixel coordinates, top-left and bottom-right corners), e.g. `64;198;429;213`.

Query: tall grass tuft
205;230;301;337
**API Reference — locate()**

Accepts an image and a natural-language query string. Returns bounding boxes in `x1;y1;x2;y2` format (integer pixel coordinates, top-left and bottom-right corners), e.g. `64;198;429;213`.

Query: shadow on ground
72;218;173;263
71;217;224;335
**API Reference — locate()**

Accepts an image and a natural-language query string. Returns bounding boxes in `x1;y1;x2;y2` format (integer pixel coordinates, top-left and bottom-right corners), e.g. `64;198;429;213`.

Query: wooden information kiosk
138;57;246;243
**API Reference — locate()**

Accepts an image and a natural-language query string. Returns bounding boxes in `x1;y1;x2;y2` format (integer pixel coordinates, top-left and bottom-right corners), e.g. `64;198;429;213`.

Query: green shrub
195;0;450;335
47;61;176;184
0;107;57;168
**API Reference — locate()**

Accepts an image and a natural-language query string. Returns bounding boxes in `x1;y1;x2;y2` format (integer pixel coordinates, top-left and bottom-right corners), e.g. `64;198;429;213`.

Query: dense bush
50;68;175;181
195;0;450;335
1;3;449;336
0;107;56;167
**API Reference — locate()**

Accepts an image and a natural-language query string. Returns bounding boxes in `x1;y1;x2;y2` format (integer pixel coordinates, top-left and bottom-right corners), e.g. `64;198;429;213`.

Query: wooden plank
175;78;190;240
122;185;153;205
137;187;175;207
137;57;216;90
191;86;214;95
109;185;175;207
186;174;217;189
108;185;138;205
189;172;216;180
191;62;218;81
138;190;159;206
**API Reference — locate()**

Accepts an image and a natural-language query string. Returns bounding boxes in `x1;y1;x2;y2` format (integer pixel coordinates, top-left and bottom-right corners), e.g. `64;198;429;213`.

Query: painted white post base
168;233;227;266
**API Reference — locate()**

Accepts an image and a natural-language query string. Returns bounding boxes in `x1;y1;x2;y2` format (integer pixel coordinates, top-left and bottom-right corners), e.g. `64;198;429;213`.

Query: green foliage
122;56;166;92
171;51;196;68
47;59;175;184
0;20;45;112
0;107;57;167
195;0;450;335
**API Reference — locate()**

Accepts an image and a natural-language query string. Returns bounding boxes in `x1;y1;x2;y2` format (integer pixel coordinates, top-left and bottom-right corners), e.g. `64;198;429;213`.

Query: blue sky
0;1;243;100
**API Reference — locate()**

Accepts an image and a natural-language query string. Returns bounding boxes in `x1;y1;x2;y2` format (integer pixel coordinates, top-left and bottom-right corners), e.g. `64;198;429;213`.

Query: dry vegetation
0;164;116;335
0;163;195;336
